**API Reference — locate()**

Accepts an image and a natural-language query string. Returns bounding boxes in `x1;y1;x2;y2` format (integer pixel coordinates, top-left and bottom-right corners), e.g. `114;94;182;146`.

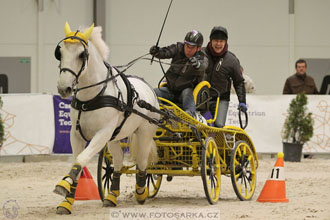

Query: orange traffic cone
257;152;289;202
75;167;101;200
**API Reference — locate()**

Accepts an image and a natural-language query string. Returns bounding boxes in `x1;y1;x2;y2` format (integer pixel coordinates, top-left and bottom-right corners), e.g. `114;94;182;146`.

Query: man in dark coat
283;59;318;94
203;26;247;128
150;30;208;117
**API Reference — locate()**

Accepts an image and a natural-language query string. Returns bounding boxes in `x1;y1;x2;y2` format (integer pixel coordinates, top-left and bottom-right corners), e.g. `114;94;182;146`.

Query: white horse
54;22;159;214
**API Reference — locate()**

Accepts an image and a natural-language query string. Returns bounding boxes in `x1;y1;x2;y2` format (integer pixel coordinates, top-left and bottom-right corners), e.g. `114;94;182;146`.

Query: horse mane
84;26;109;60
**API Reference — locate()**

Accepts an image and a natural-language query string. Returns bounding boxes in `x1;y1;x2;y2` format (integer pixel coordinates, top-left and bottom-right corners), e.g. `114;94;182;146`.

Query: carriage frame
97;81;259;204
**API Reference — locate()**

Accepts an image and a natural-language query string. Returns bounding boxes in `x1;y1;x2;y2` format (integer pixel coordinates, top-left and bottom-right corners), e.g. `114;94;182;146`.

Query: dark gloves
149;45;159;56
189;57;201;69
238;103;247;112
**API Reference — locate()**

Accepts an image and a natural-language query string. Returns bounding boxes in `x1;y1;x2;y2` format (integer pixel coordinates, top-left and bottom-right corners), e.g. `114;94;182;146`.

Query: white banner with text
0;94;328;155
227;95;330;153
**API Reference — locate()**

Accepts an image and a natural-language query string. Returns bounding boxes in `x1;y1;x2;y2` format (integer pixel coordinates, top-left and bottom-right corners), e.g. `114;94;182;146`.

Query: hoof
135;187;149;204
56;201;72;215
103;194;117;207
53;183;70;197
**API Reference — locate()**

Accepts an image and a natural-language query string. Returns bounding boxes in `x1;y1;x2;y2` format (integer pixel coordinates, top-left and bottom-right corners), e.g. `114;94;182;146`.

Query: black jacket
203;47;246;103
154;42;207;93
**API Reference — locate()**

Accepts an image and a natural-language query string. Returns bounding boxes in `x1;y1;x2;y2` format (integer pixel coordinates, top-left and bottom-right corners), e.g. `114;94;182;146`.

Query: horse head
56;22;94;98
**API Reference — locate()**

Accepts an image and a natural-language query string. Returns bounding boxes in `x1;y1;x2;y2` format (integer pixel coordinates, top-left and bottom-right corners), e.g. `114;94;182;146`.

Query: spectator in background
231;65;256;94
320;75;330;94
283;59;318;94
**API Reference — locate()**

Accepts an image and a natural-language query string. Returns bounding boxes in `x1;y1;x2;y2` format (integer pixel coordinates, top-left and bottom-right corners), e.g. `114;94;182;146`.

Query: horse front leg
103;141;123;207
54;130;86;215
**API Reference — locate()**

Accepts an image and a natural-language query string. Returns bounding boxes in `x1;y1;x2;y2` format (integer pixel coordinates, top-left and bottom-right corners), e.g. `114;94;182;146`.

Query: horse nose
57;86;72;98
65;87;72;94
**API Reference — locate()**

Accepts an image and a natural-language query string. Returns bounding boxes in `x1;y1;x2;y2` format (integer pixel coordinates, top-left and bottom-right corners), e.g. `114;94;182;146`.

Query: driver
149;30;208;118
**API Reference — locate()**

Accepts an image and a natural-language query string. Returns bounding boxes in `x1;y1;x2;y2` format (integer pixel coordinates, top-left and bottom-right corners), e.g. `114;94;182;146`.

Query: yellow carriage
97;82;259;204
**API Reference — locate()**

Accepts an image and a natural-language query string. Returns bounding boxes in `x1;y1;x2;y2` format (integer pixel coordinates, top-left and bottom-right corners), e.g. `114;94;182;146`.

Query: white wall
1;0;330;94
0;0;93;93
106;0;290;94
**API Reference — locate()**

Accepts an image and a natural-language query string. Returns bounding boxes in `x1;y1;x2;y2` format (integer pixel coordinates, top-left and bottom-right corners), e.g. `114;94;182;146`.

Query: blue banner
52;95;72;153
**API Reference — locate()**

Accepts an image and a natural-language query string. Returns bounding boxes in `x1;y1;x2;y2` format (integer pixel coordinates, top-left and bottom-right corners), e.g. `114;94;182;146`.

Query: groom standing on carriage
149;30;208;118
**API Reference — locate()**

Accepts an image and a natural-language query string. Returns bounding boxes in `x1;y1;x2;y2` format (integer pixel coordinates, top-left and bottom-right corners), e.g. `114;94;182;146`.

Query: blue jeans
210;100;229;128
154;87;196;114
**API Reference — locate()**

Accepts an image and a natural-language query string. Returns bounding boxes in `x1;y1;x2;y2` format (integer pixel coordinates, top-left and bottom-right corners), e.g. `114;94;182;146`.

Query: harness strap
71;65;135;142
76;111;89;142
71;95;123;112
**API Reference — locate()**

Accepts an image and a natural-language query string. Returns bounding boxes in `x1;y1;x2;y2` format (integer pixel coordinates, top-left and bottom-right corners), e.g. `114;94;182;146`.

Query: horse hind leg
134;129;157;204
103;141;123;207
103;172;121;207
135;169;148;204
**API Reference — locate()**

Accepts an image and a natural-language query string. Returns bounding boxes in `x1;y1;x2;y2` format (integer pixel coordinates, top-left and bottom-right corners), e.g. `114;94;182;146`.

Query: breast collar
71;62;136;142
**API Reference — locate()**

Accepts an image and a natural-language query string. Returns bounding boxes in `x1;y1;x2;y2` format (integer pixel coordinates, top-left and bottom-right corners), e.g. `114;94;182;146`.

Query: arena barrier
0;94;329;155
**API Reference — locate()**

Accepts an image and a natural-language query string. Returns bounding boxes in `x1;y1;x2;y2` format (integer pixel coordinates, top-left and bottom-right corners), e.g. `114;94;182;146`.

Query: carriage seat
193;81;211;112
158;81;211;112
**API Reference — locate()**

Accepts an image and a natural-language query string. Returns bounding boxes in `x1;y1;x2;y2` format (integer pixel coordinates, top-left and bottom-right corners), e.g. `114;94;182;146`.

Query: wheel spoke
151;175;157;188
237;147;242;157
212;147;217;159
147;175;151;188
245;175;252;189
243;176;248;197
210;175;215;189
104;177;109;193
102;171;107;181
206;148;210;157
239;181;243;192
235;172;241;179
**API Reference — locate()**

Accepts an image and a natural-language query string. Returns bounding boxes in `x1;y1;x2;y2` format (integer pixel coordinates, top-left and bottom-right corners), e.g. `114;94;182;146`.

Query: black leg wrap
110;172;121;191
136;170;147;188
68;163;82;181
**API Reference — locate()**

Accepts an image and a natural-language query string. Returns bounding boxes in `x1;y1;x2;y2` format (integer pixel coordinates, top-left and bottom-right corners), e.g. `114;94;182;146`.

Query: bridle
55;33;89;86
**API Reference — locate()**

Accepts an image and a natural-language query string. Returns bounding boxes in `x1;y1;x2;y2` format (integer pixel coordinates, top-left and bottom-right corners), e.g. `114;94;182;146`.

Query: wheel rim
231;141;256;200
147;174;162;198
201;137;221;204
97;146;114;201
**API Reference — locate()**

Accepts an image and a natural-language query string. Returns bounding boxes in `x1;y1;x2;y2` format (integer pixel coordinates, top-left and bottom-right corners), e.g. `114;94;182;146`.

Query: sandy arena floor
1;157;330;220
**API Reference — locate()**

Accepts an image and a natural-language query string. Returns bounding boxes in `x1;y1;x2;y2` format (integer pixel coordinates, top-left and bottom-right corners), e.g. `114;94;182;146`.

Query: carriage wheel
97;146;114;201
201;137;221;204
230;141;257;201
146;174;162;198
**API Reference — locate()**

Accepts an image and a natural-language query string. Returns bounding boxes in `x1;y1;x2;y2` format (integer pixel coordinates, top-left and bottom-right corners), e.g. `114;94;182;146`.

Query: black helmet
184;30;203;47
210;26;228;41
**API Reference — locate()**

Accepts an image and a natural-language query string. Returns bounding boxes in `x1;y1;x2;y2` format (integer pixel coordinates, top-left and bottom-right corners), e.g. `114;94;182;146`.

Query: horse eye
79;51;86;60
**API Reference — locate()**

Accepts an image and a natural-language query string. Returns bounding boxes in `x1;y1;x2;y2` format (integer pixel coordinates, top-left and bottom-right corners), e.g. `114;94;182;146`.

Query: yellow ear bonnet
63;22;94;45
